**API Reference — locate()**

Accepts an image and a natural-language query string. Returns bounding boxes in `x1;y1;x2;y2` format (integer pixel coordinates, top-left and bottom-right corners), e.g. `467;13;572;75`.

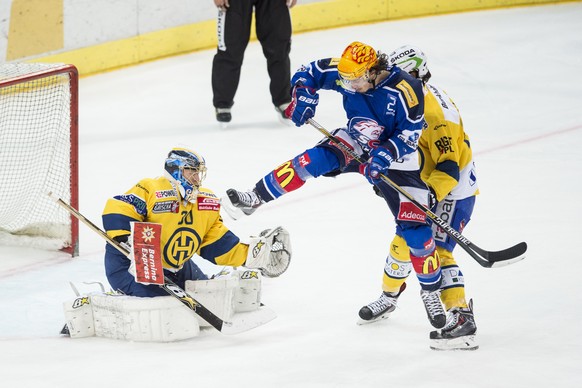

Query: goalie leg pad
63;296;95;338
185;276;237;327
64;294;201;342
234;269;262;312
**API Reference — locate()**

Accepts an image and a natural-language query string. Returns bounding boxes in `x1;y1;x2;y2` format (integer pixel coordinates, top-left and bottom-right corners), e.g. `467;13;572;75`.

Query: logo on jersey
397;132;420;151
397;202;426;223
114;194;147;216
164;228;202;269
428;84;449;109
152;200;179;213
435;136;454;154
135;183;150;194
197;197;220;211
395;80;419;107
155;190;176;199
198;190;217;198
347;117;383;151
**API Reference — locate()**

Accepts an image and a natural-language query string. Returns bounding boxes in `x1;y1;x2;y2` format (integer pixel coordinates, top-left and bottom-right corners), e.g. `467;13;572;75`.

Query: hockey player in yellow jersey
358;46;479;350
102;147;291;297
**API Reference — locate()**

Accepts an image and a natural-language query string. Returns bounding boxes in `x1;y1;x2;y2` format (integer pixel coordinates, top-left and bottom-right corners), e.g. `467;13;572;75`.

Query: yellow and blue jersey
102;177;248;270
419;83;479;202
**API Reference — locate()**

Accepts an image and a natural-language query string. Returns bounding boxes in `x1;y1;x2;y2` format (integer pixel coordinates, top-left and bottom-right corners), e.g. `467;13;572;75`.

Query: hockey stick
306;118;527;268
48;192;274;334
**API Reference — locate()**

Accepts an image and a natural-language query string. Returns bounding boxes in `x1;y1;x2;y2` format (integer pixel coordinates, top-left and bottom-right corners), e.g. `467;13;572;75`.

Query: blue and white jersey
292;58;425;169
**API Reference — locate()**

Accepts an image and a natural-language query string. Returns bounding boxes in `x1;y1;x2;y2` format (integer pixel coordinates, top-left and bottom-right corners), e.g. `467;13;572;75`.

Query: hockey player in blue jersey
358;45;479;350
224;41;447;329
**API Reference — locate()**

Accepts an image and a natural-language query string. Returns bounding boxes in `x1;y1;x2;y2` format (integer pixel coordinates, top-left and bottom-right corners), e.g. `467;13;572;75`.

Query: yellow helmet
337;42;378;80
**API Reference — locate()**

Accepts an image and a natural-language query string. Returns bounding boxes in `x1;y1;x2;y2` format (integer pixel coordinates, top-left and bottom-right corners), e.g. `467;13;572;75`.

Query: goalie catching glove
245;227;292;277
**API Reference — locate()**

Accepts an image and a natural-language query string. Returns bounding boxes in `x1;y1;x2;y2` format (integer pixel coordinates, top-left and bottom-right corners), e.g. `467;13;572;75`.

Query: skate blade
356;313;391;326
220;196;246;221
218;122;229;129
430;334;479;351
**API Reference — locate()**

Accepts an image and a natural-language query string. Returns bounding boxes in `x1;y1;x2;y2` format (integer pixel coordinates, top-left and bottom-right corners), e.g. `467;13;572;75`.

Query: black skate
430;300;478;351
358;283;407;325
420;289;446;329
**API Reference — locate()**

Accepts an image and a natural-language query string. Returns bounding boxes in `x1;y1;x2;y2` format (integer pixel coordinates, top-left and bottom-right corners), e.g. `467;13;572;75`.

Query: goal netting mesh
0;63;78;254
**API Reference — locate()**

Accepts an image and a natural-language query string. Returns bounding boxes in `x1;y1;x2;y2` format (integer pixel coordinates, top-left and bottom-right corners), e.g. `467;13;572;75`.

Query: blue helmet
164;147;207;202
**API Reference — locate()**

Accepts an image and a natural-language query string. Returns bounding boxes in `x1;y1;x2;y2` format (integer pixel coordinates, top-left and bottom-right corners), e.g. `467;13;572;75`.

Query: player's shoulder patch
328;57;340;67
316;57;338;70
395;80;420;108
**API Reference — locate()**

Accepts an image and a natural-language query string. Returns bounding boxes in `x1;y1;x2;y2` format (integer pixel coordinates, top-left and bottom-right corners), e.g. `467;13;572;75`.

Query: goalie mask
164;147;207;203
388;45;431;84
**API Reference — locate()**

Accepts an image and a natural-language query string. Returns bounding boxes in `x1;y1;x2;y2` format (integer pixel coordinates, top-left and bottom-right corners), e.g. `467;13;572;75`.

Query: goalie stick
306;118;527;268
48;192;275;335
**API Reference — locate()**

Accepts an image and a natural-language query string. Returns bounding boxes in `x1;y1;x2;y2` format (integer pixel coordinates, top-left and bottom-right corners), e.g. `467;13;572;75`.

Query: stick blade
220;305;277;335
487;241;528;263
490;255;526;268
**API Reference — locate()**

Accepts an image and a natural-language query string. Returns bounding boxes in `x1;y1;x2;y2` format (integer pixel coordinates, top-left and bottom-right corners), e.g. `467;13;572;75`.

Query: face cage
182;165;207;191
339;72;371;92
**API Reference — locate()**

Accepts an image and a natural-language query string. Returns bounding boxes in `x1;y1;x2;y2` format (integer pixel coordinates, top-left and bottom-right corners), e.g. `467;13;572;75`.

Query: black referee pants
212;0;292;109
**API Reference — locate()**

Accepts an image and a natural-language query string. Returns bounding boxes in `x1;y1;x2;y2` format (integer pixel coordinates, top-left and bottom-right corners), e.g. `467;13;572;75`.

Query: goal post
0;63;79;256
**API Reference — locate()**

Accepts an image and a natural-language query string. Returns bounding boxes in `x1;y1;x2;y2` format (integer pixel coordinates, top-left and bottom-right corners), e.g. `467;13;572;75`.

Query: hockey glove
360;147;393;185
428;186;437;210
284;85;319;127
245;226;292;278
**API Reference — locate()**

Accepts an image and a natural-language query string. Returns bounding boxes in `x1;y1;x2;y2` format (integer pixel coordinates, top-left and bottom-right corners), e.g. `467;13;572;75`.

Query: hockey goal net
0;63;79;255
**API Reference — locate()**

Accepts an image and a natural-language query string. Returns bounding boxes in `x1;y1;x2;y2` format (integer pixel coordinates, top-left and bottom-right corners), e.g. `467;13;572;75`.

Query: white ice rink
1;3;582;387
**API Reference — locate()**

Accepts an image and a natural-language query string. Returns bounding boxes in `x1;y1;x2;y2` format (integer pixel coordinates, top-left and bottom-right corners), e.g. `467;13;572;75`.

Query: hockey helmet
164;147;207;202
388;45;431;83
337;41;378;81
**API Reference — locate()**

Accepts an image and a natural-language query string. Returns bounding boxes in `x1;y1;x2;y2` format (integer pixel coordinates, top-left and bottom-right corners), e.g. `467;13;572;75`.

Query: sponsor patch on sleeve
396;80;419;108
114;194;147;216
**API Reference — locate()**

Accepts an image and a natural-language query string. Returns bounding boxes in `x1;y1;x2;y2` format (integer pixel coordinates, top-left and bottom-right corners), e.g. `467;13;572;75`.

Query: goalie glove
245;227;292;278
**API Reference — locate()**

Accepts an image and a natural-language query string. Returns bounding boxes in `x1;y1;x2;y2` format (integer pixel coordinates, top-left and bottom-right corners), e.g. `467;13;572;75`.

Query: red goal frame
0;64;79;256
